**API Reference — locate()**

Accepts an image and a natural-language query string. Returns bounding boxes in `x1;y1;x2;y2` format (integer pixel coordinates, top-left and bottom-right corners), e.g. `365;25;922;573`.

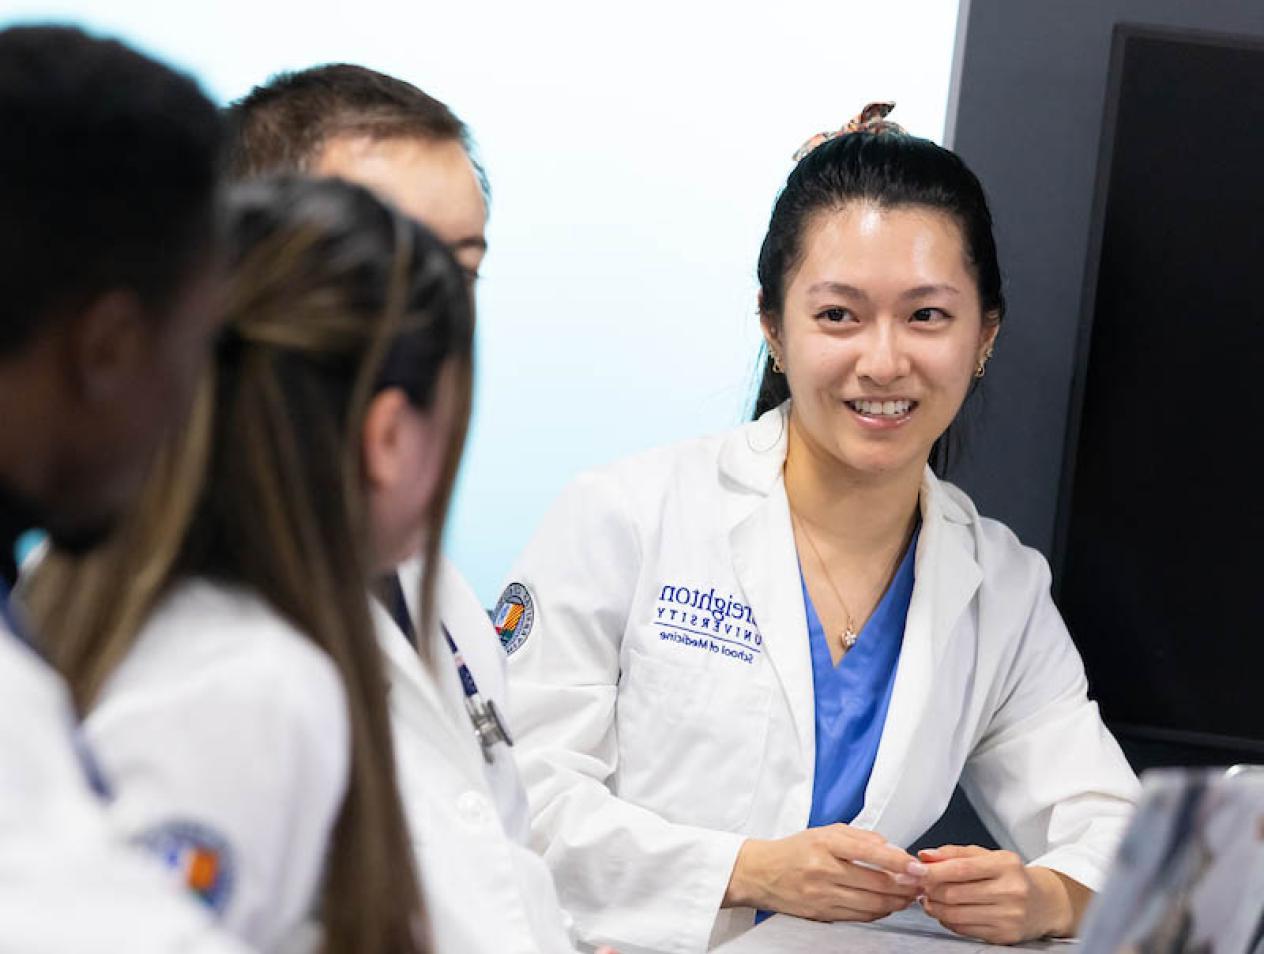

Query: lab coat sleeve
85;630;350;950
958;534;1140;892
506;471;746;954
0;826;256;954
0;629;253;954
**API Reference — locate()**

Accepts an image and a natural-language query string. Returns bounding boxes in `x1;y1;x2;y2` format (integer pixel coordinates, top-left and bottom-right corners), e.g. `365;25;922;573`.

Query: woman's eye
817;306;854;323
911;307;947;323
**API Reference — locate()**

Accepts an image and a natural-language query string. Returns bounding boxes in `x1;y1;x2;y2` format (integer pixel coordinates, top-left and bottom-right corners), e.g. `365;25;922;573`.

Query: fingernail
907;861;930;876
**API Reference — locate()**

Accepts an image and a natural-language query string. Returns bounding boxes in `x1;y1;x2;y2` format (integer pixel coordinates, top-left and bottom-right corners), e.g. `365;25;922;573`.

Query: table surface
711;906;1071;954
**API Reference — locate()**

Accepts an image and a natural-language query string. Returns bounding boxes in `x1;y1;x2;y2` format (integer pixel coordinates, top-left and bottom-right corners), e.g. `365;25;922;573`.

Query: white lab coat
83;579;349;954
0;609;251;954
378;556;577;954
503;404;1141;954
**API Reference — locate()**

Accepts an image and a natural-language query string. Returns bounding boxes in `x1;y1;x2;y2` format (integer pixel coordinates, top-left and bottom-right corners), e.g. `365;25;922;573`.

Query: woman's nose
854;323;910;385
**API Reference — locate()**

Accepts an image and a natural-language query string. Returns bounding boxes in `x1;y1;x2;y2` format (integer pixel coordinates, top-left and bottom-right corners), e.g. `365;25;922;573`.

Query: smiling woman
497;104;1140;954
754;126;1005;671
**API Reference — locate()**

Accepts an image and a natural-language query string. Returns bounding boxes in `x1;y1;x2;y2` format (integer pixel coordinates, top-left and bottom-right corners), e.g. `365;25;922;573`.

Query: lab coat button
456;790;493;830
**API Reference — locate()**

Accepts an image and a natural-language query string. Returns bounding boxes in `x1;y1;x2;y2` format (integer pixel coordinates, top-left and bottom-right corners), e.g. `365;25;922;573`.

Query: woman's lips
844;398;918;429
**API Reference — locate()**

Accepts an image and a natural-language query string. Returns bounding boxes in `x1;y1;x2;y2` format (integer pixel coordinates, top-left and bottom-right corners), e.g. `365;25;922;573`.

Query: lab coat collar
717;404;790;496
720;401;983;797
858;474;983;832
717;402;974;527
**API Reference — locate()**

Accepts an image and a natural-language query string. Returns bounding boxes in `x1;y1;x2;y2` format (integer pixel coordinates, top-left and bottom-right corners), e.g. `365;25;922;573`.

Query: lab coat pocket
616;646;772;832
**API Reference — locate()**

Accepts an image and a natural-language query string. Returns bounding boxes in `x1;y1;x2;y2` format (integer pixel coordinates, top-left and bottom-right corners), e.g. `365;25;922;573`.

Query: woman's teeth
847;399;914;417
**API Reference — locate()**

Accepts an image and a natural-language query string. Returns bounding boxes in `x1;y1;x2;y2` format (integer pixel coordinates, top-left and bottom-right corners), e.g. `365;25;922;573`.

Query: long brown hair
25;176;474;954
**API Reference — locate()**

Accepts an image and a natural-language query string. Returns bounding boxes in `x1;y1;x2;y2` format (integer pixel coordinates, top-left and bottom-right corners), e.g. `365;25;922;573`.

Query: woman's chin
829;443;928;481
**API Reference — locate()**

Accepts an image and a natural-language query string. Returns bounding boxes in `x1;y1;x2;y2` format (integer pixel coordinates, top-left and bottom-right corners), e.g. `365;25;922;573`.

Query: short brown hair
225;63;487;195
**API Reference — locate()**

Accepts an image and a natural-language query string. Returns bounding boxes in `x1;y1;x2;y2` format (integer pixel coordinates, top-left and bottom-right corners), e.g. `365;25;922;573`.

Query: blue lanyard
444;627;480;697
443;626;513;764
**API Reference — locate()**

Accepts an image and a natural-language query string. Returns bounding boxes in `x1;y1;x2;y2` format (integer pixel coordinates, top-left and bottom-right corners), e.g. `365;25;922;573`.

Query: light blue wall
1;0;960;604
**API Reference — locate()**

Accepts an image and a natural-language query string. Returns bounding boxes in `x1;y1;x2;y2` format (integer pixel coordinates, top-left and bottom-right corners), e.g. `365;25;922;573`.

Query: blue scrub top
753;534;918;924
805;527;918;829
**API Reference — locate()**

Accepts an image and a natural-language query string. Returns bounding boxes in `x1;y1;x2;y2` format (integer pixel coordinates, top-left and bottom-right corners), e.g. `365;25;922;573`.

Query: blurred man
0;24;247;952
227;65;487;283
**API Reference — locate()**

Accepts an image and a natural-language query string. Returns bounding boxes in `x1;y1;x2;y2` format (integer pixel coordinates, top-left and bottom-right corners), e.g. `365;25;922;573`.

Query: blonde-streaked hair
25;176;474;954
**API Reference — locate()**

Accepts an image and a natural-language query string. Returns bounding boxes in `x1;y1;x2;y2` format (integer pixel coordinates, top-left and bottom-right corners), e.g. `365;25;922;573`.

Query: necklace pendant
841;627;859;651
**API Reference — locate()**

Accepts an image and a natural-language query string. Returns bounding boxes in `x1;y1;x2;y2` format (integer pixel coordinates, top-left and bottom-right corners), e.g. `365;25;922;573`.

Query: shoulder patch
136;820;235;914
493;582;535;656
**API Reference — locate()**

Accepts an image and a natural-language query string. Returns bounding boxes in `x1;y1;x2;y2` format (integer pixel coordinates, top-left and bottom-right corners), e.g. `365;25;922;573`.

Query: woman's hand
918;845;1092;944
723;825;926;922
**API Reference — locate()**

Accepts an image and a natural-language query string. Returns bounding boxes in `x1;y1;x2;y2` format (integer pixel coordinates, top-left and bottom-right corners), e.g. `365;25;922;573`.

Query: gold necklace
791;509;912;654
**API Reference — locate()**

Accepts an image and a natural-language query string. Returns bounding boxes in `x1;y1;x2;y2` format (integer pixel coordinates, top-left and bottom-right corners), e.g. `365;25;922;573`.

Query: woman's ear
362;388;411;492
362;375;456;572
758;294;782;355
979;313;1001;357
982;310;1001;335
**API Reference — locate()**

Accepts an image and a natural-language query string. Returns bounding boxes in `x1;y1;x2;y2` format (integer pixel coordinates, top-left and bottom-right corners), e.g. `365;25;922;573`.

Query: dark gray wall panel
945;0;1264;559
917;0;1264;849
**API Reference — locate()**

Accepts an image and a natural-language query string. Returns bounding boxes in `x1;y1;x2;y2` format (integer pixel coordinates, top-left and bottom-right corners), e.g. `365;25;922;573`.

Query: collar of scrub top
379;571;514;763
0;576;113;798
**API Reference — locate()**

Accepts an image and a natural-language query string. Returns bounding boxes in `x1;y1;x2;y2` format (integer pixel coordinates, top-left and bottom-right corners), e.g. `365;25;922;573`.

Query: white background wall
1;0;962;604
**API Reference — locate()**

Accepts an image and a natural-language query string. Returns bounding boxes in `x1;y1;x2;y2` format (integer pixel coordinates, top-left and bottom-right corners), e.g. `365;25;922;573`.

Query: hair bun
792;101;907;162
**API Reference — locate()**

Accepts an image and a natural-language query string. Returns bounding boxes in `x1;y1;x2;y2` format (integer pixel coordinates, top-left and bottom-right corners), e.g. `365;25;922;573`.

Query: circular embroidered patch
136;820;235;914
493;582;535;656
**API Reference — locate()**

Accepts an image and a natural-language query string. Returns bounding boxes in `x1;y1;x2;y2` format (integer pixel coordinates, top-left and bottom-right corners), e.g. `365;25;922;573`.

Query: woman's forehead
790;203;969;287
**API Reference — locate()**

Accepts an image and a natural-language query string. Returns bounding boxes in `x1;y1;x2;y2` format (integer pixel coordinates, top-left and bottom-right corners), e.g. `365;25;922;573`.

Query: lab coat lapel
722;407;816;765
372;601;484;780
856;470;982;831
729;481;815;765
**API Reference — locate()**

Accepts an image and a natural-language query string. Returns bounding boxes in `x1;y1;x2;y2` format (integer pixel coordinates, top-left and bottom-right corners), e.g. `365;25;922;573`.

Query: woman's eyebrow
901;283;961;300
805;282;962;300
806;281;870;300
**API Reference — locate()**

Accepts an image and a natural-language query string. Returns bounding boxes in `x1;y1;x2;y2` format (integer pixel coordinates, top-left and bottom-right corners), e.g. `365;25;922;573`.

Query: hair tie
792;101;908;162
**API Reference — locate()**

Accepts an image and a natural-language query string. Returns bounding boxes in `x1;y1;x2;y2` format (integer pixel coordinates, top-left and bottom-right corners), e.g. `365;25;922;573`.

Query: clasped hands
723;825;1084;944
